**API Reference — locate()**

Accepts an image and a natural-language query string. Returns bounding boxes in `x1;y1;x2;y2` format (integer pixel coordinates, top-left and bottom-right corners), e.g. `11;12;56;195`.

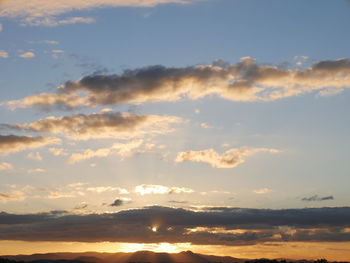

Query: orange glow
1;241;350;261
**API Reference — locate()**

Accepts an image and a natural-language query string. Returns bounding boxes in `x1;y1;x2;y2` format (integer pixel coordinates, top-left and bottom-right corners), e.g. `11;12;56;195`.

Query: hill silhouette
2;251;244;263
1;251;348;263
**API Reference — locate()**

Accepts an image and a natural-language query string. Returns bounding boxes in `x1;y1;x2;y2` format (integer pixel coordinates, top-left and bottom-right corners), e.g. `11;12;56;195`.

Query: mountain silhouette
2;251;245;263
2;251;348;263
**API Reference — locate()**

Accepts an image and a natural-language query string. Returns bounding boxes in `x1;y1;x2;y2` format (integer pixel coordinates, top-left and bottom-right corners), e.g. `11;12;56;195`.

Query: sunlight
120;242;191;253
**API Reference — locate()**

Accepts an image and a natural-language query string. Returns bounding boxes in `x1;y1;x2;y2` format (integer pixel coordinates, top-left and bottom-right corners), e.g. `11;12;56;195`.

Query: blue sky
0;0;350;260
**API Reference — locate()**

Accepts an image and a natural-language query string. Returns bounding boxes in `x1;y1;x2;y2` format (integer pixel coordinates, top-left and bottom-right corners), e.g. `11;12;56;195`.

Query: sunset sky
0;0;350;260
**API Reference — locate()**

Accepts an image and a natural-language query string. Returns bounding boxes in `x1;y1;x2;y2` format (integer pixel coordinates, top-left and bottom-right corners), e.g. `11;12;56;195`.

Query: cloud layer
175;147;279;168
1;110;183;140
5;58;350;110
0;206;349;245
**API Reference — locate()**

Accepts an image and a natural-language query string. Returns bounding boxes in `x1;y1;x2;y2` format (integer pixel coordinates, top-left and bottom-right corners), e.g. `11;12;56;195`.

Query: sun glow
120;242;191;253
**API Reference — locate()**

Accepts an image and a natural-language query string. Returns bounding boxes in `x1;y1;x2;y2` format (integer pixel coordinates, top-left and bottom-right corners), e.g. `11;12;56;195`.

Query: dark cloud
110;199;124;207
5;58;350;111
0;134;60;154
302;195;334;202
0;206;349;245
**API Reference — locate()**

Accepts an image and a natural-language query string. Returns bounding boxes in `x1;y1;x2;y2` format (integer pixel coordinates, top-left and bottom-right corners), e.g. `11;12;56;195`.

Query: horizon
0;0;350;261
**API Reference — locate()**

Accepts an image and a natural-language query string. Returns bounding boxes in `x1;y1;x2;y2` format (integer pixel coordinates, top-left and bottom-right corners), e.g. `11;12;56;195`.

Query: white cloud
135;184;194;195
175;147;280;168
0;24;2;31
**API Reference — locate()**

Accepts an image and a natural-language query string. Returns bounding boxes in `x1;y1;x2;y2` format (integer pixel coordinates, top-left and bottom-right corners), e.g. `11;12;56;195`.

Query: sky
0;0;350;260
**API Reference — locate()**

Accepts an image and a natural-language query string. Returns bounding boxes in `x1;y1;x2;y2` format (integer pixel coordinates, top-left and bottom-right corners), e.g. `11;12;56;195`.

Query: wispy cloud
67;139;146;163
22;16;95;27
5;58;350;110
135;184;194;195
27;168;46;174
175;147;280;168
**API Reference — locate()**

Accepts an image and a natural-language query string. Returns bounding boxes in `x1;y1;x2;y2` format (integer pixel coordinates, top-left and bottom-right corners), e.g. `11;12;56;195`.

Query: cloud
19;51;35;58
0;206;349;245
0;185;35;203
68;139;148;163
110;199;123;207
110;198;132;207
302;195;334;202
0;162;13;171
175;147;279;168
135;185;194;195
48;147;67;156
27;168;46;173
253;188;271;194
42;40;59;45
87;186;129;194
0;0;196;21
0;135;61;154
22;16;95;27
0;50;9;58
1;110;183;140
26;152;43;161
6;58;350;110
0;191;26;203
0;23;2;31
74;202;88;210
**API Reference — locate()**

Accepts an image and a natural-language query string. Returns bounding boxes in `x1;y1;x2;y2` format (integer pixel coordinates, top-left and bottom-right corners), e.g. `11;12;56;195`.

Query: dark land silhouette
1;251;349;263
